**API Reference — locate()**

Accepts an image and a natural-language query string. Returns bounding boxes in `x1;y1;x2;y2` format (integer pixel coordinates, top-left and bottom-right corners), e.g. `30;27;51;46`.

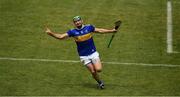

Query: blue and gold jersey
67;24;96;56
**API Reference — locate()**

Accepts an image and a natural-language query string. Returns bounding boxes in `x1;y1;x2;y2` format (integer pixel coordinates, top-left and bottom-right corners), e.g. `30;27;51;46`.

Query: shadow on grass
58;83;99;89
81;83;98;89
58;82;130;90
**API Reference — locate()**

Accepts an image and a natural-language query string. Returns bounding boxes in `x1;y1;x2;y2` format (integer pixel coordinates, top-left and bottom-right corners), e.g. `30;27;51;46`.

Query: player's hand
112;29;117;33
45;27;52;35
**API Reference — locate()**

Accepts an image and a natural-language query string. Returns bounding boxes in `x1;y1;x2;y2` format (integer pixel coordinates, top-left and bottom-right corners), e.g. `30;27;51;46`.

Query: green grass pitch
0;0;180;96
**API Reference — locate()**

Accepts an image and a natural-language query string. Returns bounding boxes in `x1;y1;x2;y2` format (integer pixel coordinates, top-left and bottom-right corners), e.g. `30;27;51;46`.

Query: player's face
74;20;83;28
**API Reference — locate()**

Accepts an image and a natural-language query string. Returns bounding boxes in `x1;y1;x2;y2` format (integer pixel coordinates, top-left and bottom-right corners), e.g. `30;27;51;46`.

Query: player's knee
96;68;102;72
90;70;96;74
91;71;97;77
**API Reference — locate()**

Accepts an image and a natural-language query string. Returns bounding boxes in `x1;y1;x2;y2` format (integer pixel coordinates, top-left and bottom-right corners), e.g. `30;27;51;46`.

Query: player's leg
80;56;101;84
86;63;104;89
90;52;104;89
91;52;102;72
91;58;104;89
92;58;102;72
86;63;101;83
80;52;104;89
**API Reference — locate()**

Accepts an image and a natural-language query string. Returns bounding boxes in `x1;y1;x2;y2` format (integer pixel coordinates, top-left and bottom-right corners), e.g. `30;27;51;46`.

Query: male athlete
45;16;117;89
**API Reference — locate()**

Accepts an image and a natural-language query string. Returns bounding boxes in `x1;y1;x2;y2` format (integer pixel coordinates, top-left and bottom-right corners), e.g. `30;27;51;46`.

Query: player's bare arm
94;28;117;34
45;27;68;40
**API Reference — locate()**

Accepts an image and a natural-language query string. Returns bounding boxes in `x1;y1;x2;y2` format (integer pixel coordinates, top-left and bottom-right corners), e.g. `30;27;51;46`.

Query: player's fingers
113;29;117;33
45;27;50;33
44;24;50;31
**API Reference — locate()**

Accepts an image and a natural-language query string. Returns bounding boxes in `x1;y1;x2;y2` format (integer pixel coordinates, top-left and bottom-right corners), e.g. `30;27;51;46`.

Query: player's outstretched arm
45;27;68;40
94;28;117;34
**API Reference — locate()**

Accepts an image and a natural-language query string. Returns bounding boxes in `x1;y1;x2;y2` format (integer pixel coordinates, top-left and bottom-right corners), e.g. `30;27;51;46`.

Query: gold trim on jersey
74;33;92;42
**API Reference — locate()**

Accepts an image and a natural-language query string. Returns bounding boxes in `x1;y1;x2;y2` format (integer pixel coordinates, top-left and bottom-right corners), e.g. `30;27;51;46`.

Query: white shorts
80;51;100;66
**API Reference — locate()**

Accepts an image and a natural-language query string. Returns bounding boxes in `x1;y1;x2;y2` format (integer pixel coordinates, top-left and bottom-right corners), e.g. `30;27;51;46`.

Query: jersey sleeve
89;24;95;32
66;30;74;37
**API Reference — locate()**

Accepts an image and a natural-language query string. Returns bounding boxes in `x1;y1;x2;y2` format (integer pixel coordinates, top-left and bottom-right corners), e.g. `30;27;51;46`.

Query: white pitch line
167;0;173;53
0;57;180;68
0;57;79;63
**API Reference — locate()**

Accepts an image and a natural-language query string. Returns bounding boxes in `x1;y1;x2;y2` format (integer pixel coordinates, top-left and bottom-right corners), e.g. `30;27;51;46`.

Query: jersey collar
76;25;85;30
